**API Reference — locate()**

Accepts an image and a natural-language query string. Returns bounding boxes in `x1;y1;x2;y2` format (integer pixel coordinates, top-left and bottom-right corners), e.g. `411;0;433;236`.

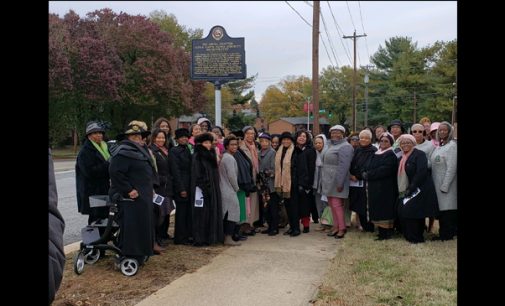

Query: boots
224;235;241;246
375;227;392;241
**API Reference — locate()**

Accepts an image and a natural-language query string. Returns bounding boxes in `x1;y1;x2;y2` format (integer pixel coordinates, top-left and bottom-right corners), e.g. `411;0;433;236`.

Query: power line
320;9;340;67
320;33;335;68
357;1;370;61
326;1;353;65
345;1;356;31
285;1;312;28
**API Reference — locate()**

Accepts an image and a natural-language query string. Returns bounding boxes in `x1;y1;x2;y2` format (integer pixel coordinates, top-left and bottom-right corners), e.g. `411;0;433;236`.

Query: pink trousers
328;196;346;232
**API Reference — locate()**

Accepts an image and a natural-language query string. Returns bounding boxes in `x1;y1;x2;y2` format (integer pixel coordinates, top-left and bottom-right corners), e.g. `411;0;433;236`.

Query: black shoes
261;229;270;234
268;230;279;236
303;227;310;233
283;229;293;235
290;230;301;237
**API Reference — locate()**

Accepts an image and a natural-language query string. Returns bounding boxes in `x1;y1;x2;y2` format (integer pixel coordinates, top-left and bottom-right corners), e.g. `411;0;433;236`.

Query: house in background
268;117;330;135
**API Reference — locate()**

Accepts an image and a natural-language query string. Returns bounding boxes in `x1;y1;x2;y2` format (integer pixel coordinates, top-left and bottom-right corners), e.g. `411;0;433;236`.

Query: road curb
64;241;81;255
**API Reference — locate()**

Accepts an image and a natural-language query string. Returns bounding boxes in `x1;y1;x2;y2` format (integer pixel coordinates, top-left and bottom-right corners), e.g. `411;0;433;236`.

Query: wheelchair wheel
73;251;85;275
120;258;139;276
83;249;100;265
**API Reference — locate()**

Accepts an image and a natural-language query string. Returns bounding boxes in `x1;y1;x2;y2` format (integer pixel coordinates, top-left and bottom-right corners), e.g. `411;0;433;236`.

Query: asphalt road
55;164;88;245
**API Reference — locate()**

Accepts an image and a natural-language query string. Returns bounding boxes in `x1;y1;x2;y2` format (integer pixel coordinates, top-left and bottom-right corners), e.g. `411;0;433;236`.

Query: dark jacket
349;144;377;215
150;144;174;197
234;148;256;194
169;144;192;197
190;144;224;245
49;149;65;304
397;148;439;219
366;150;398;222
108;140;156;257
75;139;110;215
295;145;316;190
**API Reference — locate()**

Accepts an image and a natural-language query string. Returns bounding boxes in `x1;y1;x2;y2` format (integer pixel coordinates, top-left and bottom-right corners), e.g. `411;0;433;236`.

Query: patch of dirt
53;224;228;305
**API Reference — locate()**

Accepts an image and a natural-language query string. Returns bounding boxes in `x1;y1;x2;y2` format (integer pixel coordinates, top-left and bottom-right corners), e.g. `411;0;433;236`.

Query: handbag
321;206;333;226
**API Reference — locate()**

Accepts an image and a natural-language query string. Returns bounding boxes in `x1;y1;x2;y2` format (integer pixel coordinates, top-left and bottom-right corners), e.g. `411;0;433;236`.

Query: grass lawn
314;227;456;306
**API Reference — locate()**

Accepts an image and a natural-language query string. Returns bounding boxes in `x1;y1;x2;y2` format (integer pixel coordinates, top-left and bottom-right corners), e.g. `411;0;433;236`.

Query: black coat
150;144;174;197
190;144;224;245
349;145;377;215
169;144;192;197
75;139;110;216
366;150;398;222
397;149;439;219
49;149;65;304
109;140;156;257
234;148;255;194
295;145;316;190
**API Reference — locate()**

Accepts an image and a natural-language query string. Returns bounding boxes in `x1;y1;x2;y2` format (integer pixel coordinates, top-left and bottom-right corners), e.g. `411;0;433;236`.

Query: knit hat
397;134;417;146
85;121;105;136
174;128;190;139
197;117;212;127
329;124;346;133
379;132;394;146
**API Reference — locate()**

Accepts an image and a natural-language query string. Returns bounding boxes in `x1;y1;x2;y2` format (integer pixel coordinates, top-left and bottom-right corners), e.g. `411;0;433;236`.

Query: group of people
73;115;457;273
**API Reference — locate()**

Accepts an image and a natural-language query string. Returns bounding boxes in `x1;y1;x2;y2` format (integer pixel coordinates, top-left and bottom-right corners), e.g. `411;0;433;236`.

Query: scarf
375;146;392;155
245;140;259;174
156;143;168;156
274;144;294;198
91;140;110;161
397;135;416;193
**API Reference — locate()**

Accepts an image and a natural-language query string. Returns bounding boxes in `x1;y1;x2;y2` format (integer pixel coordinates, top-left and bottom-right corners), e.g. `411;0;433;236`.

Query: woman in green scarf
76;121;111;226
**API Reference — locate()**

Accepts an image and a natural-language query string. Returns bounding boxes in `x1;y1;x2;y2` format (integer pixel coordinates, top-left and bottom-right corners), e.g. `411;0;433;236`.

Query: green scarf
91;140;111;161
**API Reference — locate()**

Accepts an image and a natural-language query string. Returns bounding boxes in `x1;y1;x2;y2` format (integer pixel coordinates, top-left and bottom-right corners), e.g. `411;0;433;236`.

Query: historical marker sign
191;25;246;81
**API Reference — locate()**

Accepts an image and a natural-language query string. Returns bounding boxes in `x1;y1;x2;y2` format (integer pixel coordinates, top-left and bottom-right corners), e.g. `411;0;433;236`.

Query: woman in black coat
108;121;156;263
190;133;224;246
149;128;175;250
170;128;193;245
349;130;377;233
76;122;111;225
363;132;398;240
294;131;317;232
396;134;439;243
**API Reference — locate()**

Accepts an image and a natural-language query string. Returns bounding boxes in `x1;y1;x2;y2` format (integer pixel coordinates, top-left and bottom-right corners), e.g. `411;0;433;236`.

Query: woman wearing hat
76;121;111;226
108;120;157;263
321;125;354;239
170;128;193;245
258;132;279;235
274;131;300;236
190;132;224;246
396;134;439;243
363;132;398;240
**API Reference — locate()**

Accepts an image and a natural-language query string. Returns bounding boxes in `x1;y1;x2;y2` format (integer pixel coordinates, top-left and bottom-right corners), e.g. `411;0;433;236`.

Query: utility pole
413;90;417;124
312;1;320;135
343;30;366;132
362;64;373;127
452;81;457;125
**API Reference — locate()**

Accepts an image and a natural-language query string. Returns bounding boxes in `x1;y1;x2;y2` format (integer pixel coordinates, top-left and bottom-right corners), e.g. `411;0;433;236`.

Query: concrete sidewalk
136;230;339;306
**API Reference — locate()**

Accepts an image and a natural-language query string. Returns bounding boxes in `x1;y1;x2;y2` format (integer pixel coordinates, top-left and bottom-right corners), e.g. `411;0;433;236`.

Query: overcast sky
49;1;457;101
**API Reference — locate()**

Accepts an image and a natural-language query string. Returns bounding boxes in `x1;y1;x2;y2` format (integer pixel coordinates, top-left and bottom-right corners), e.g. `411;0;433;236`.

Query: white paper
349;180;364;187
194;186;204;207
320;194;328;202
402;188;421;205
153;193;164;206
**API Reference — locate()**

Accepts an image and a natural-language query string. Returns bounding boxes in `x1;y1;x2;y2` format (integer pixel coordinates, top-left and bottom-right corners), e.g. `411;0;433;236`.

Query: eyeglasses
350;137;359;141
412;130;423;134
